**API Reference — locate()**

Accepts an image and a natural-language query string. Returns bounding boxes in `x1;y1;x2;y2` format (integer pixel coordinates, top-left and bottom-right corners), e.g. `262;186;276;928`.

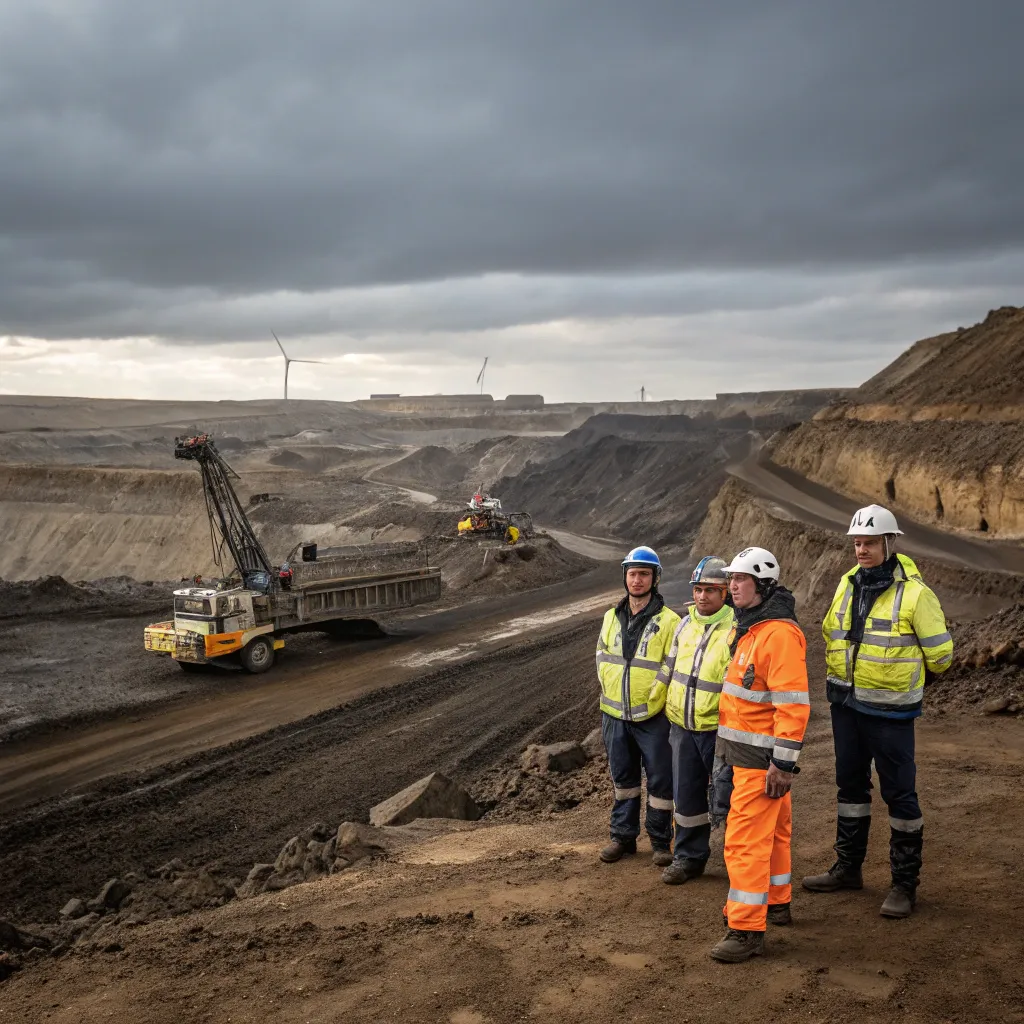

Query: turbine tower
476;356;489;395
272;331;324;400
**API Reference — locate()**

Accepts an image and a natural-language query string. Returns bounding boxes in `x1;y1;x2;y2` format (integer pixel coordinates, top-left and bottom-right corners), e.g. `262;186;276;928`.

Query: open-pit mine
2;310;1023;1023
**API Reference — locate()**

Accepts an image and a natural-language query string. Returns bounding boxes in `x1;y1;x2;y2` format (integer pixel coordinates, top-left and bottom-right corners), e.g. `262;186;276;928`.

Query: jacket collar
843;552;921;584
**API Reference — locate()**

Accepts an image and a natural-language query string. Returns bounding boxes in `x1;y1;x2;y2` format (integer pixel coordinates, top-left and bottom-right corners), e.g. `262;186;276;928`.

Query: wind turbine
272;331;324;400
476;356;489;395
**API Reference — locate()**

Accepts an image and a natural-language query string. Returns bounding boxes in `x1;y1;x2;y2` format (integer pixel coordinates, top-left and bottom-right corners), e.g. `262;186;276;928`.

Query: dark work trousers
602;711;674;849
831;702;924;893
668;723;718;864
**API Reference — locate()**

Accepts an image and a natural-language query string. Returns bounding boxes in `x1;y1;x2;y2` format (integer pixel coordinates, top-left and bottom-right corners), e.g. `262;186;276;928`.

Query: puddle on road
394;593;613;669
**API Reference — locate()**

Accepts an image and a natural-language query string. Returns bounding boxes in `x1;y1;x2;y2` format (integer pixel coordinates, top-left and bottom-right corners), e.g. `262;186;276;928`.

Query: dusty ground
2;621;1022;1022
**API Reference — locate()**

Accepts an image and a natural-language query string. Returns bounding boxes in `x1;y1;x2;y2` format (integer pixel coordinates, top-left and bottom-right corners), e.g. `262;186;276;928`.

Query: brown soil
770;307;1024;536
853;305;1024;408
3;619;1023;1023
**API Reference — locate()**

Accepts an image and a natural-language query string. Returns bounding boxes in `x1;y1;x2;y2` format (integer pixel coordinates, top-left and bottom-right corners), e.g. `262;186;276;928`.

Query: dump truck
144;433;442;673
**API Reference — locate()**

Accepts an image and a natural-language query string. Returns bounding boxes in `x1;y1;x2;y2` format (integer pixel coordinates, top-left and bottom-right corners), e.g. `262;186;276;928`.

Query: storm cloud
0;0;1022;399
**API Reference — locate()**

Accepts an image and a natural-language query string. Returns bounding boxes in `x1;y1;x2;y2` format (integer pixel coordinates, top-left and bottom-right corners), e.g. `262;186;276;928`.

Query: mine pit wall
694;479;1024;615
0;464;403;582
770;417;1024;538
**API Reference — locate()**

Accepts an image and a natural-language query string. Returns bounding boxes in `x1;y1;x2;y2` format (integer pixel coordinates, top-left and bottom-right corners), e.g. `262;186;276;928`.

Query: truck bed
270;565;442;629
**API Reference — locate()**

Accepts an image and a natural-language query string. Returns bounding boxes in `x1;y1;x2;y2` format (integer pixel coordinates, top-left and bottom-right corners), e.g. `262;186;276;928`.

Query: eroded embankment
695;478;1024;712
0;465;417;580
770;418;1024;536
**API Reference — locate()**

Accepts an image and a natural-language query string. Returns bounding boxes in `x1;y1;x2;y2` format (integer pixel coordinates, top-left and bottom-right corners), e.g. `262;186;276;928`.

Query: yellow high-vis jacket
823;553;953;717
597;597;681;722
659;603;735;732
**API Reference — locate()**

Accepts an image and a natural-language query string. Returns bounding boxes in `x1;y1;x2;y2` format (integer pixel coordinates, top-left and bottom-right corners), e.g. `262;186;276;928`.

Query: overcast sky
1;1;1021;402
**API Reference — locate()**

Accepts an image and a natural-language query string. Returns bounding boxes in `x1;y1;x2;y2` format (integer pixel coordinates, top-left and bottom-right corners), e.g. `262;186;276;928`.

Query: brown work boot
710;928;765;963
767;902;792;926
599;839;636;863
651;847;673;867
879;888;914;919
801;862;863;892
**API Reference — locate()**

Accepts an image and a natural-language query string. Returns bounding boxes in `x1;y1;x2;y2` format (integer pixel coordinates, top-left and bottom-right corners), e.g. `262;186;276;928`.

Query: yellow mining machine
456;492;534;544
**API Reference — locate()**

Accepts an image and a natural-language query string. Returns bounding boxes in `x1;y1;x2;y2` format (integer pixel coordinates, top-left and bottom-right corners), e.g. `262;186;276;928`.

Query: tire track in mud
0;624;598;923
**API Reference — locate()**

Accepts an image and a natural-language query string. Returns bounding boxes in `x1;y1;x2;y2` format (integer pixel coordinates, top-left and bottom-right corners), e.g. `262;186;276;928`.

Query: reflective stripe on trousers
723;766;792;932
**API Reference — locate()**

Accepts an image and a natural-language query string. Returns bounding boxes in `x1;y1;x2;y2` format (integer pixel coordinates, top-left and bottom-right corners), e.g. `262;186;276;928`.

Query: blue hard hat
621;545;661;568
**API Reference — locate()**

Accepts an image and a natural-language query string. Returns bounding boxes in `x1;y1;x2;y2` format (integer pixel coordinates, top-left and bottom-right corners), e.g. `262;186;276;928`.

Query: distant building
503;394;545;411
369;393;401;399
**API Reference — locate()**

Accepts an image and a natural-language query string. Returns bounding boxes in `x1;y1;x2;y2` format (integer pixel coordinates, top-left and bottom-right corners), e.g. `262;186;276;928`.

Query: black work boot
884;826;922;917
710;928;765;963
801;861;863;892
767;902;792;926
599;839;636;863
661;858;706;885
651;847;673;867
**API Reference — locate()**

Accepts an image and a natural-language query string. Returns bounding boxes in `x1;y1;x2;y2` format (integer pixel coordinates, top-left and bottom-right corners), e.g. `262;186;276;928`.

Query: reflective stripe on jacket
660;603;735;731
823;553;953;715
716;618;810;770
597;604;681;721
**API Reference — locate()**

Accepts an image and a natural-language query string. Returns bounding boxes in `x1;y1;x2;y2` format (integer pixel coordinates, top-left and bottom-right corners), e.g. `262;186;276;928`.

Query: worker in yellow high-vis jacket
596;546;682;866
658;556;735;885
803;505;953;919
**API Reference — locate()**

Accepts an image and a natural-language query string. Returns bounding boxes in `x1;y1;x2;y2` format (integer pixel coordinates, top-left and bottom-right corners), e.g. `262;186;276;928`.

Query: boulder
236;863;276;899
273;836;306;875
369;772;480;827
94;878;132;911
0;920;51;953
59;898;87;920
521;741;588;773
983;695;1013;714
334;821;387;869
581;728;605;760
263;870;304;892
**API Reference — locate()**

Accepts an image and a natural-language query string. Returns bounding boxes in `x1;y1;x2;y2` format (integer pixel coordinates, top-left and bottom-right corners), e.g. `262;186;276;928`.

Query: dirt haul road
0;623;605;925
0;566;621;816
729;449;1024;574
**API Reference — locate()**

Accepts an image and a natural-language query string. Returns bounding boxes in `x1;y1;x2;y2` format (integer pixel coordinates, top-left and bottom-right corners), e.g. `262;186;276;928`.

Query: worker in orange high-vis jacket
709;546;810;964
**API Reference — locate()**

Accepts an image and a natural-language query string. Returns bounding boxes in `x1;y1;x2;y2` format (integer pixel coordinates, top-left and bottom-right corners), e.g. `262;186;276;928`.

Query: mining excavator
144;433;442;674
456;491;534;544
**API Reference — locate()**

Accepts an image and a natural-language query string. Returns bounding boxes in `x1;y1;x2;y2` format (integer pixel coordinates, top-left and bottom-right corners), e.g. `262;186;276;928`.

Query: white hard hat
723;546;781;581
847;504;903;537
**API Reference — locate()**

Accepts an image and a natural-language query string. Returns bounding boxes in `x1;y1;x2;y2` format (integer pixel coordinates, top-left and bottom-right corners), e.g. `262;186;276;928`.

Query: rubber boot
661;858;706;885
767;902;792;926
883;826;922;917
710;929;765;963
599;839;636;863
835;813;871;866
651;847;673;868
802;815;869;891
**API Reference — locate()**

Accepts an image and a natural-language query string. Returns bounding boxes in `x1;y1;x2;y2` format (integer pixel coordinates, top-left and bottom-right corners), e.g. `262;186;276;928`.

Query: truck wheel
239;636;275;674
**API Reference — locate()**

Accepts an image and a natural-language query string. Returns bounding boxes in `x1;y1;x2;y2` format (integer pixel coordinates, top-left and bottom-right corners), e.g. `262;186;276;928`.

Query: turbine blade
272;330;288;359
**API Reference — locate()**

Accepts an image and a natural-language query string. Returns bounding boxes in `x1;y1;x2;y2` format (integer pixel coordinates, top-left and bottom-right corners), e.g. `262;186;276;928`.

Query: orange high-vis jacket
716;616;810;771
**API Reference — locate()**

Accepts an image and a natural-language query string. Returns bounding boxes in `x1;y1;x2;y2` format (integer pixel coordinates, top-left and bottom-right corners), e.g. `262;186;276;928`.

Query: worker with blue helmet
595;546;681;866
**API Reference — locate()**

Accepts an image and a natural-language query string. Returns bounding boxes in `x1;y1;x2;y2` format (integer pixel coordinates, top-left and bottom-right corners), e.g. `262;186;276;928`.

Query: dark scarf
615;591;665;662
729;585;798;655
848;554;899;644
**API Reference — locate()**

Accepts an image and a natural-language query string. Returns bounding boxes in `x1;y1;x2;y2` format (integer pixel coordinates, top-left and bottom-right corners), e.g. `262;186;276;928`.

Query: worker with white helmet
658;556;736;885
802;504;953;919
595;546;682;866
710;546;810;963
